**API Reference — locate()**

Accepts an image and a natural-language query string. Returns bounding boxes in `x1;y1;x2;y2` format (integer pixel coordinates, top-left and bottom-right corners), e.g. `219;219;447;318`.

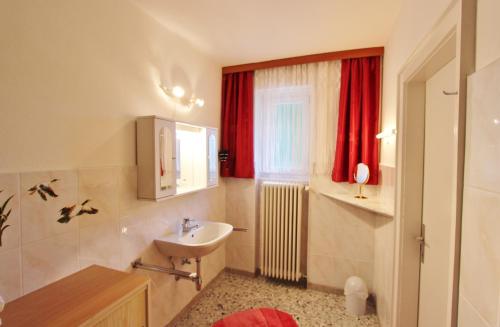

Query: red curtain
220;71;255;178
332;56;381;185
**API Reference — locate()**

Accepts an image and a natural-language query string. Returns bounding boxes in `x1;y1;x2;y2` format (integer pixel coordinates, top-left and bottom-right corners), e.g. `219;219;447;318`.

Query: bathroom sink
154;221;233;258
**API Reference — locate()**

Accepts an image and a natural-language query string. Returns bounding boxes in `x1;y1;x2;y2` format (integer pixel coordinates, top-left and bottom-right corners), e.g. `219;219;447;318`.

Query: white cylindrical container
344;276;368;316
0;294;4;326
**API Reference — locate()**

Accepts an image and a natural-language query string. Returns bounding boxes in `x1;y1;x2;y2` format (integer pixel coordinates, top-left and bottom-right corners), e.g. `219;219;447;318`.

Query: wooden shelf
320;191;394;217
1;265;150;327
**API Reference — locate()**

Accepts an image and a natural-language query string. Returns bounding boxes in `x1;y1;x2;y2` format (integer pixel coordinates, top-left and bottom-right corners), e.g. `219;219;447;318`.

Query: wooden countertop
1;265;150;327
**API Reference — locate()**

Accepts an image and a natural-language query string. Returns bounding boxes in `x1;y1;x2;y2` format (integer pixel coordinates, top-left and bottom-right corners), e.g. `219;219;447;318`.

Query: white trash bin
344;276;368;316
0;294;5;326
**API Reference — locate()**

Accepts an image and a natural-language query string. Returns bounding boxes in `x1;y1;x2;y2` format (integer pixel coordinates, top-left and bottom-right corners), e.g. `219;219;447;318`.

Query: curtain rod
222;46;384;74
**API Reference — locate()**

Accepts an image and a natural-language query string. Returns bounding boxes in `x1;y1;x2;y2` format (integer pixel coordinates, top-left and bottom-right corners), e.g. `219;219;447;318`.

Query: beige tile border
307;282;344;295
225;267;257;278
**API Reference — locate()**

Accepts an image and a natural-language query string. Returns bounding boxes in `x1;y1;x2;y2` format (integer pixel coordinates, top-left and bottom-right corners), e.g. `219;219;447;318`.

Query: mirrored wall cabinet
137;116;218;200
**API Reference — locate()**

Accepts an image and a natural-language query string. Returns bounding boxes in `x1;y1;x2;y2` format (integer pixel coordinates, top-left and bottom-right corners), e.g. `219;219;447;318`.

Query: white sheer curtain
254;61;341;181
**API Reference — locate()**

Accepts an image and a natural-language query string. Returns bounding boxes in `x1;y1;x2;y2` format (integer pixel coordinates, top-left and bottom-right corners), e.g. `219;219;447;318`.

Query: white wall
381;0;500;326
0;1;224;326
378;0;456;326
458;1;500;326
475;0;500;70
0;0;220;172
380;0;455;167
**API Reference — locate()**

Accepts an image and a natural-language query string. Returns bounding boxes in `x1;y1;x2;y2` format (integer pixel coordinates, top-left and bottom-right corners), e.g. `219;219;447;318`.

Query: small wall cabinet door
137;116;176;200
207;127;218;187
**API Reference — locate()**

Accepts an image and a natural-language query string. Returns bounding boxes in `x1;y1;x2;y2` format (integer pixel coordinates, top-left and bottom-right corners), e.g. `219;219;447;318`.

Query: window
254;86;310;181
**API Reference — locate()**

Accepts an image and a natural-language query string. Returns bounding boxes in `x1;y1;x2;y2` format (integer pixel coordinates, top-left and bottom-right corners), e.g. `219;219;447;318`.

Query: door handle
417;224;426;264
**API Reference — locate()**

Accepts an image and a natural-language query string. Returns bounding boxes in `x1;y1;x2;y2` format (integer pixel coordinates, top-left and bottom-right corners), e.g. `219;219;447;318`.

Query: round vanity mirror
354;163;370;199
354;163;370;184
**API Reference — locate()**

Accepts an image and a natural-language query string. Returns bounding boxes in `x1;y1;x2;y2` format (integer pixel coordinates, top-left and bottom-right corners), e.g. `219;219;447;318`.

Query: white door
418;58;457;327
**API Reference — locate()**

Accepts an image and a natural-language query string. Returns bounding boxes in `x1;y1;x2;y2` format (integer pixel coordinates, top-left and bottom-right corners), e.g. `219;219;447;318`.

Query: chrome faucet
181;217;199;233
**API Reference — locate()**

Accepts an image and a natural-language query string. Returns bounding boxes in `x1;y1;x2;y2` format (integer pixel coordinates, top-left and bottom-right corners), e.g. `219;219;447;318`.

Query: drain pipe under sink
132;257;203;291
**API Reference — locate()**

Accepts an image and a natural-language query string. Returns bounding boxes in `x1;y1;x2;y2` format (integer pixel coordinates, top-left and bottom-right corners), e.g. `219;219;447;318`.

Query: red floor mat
212;308;298;327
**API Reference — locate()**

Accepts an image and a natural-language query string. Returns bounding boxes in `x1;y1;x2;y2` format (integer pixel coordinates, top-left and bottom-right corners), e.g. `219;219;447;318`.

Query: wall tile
0;247;22;302
226;240;254;273
227;225;254;247
225;178;256;271
0;173;20;252
118;166;149;219
225;178;256;222
4;164;226;327
307;254;335;287
79;220;121;270
78;167;122;269
20;170;78;243
119;214;153;271
21;231;78;294
308;194;375;261
308;253;373;291
458;295;491;327
458;55;500;327
78;167;119;227
373;215;395;327
465;62;500;193
379;165;395;205
460;186;500;326
202;246;225;282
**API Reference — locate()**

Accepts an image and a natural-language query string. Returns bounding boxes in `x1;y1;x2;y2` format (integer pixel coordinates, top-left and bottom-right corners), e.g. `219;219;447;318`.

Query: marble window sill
319;191;394;217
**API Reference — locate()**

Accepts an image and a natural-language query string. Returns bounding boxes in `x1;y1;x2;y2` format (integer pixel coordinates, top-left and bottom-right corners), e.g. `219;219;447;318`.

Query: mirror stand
353;163;370;199
354;184;367;199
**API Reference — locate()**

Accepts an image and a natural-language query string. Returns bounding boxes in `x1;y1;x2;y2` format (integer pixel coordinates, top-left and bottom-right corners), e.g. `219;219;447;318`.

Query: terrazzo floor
173;271;379;327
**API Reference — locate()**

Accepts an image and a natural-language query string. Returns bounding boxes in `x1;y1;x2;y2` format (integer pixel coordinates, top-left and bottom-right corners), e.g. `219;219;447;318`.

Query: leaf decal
28;179;59;200
0;192;14;247
57;200;98;224
37;189;47;201
78;208;98;215
57;216;71;224
0;224;10;246
39;184;58;198
0;195;14;214
59;205;75;216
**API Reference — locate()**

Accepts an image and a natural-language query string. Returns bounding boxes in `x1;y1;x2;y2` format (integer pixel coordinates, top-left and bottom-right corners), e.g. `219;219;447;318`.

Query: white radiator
260;182;304;281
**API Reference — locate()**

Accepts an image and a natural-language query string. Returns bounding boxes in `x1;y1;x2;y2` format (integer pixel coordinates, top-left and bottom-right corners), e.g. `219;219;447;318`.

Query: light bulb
195;98;205;107
172;86;185;98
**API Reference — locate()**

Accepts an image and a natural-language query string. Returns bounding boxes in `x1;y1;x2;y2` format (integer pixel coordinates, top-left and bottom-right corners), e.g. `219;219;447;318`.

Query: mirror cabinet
137;116;218;200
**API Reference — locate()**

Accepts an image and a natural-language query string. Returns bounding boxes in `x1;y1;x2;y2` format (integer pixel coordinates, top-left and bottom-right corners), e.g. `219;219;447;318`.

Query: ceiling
132;0;401;66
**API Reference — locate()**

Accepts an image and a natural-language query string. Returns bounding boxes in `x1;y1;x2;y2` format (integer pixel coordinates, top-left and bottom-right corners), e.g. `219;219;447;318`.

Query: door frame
392;1;476;326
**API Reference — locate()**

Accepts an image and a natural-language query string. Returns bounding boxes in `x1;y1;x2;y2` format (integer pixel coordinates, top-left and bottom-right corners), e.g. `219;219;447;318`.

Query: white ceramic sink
154;222;233;258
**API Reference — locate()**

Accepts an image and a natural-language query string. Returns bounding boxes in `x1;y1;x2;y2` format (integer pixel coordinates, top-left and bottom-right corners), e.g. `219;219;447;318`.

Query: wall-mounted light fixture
160;84;205;110
376;128;397;140
171;85;185;98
